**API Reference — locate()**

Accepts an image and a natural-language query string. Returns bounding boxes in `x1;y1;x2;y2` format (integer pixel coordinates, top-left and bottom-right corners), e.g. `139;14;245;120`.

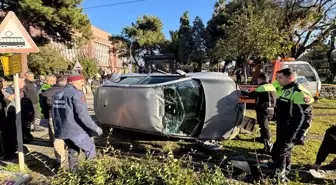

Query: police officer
52;74;103;170
271;68;313;182
241;72;276;153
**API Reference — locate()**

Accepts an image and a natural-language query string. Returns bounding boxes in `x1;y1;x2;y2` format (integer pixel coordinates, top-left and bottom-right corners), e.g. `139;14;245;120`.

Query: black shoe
52;162;61;174
293;138;304;145
3;153;18;160
255;137;263;143
23;134;34;142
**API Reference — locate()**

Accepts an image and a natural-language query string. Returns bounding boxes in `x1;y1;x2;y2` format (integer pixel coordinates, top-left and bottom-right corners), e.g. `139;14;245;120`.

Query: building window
93;42;109;66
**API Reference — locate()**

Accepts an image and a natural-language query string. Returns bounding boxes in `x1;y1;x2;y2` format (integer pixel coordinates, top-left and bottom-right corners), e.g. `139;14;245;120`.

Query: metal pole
13;73;24;170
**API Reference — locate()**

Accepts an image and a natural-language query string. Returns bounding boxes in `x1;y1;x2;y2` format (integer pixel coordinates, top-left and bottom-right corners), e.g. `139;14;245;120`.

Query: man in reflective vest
271;68;313;183
242;72;276;153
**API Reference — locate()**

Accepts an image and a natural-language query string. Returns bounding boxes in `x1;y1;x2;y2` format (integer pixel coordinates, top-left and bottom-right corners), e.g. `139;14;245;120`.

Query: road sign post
0;11;39;171
13;73;25;170
73;61;83;75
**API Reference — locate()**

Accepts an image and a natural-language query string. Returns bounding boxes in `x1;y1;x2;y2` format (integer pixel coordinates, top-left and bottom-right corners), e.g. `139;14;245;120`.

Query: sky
82;0;218;38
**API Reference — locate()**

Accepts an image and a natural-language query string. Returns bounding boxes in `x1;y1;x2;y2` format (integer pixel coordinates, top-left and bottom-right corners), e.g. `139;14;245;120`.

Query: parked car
94;72;245;140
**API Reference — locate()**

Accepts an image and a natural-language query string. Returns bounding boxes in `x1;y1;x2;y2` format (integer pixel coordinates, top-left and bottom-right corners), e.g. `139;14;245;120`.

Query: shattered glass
163;80;204;136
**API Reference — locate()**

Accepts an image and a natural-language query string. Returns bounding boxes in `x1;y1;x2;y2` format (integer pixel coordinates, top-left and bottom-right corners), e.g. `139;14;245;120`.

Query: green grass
322;82;336;86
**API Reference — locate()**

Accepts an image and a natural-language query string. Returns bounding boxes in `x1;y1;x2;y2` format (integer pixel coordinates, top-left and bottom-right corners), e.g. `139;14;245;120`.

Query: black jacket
24;79;38;105
276;82;314;141
41;84;65;119
243;82;277;110
21;90;35;123
52;84;99;139
0;91;7;130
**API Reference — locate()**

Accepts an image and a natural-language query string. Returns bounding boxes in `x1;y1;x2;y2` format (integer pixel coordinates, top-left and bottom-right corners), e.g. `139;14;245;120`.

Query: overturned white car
94;72;245;140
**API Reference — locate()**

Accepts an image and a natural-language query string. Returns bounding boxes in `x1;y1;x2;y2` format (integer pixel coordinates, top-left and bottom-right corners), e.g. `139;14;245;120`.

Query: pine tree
191;16;207;66
178;11;192;64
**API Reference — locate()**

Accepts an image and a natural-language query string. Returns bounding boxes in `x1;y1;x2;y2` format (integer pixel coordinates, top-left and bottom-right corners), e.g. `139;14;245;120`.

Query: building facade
30;25;125;74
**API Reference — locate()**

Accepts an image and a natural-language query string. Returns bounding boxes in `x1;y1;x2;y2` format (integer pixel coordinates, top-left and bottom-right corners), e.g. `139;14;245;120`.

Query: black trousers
256;108;273;141
64;133;96;170
315;125;336;165
272;119;299;171
1;110;17;157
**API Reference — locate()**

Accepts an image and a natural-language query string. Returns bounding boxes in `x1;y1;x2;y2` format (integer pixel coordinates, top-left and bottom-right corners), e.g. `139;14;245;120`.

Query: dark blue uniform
52;83;101;169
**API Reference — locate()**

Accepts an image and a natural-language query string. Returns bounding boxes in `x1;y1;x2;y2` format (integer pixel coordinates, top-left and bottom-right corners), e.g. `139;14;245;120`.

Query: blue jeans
64;133;96;170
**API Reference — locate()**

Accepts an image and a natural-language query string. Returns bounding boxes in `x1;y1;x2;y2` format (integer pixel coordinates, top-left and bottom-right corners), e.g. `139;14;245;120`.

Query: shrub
51;151;229;185
75;55;99;79
28;45;69;75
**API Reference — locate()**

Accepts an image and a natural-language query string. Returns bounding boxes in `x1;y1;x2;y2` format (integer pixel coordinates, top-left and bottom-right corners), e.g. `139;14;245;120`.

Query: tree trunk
132;54;141;68
197;61;202;72
326;31;336;82
294;47;306;59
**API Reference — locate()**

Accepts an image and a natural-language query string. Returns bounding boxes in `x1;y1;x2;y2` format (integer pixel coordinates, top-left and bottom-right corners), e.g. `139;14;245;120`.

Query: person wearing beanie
52;74;103;170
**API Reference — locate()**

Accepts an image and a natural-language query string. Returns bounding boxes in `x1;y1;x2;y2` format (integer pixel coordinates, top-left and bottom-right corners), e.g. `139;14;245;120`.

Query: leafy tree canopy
0;0;92;46
110;15;166;66
28;45;69;75
215;1;286;61
76;55;99;79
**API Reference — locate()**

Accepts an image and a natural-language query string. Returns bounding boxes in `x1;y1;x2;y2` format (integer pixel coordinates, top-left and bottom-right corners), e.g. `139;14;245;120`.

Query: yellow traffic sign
1;54;22;76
